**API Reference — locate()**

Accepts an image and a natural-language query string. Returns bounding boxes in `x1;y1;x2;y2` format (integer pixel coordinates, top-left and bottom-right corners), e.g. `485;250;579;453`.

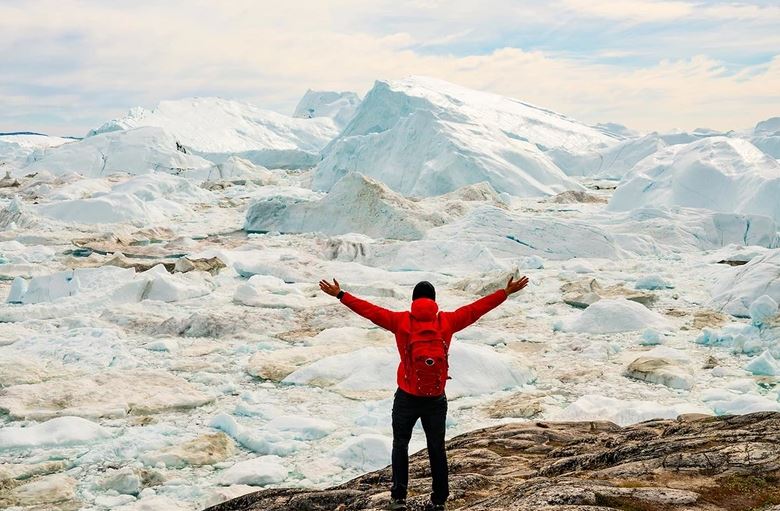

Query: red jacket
339;289;508;396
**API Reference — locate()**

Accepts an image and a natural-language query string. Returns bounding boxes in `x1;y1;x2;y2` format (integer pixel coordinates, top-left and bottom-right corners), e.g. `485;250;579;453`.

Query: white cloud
562;0;693;22
562;0;780;23
0;0;778;134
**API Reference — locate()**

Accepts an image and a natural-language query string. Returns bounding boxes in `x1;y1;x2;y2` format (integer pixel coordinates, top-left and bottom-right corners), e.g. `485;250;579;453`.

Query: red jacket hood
410;298;438;321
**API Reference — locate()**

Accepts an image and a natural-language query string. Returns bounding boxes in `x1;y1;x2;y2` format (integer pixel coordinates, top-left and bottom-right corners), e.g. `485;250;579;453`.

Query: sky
1;0;779;136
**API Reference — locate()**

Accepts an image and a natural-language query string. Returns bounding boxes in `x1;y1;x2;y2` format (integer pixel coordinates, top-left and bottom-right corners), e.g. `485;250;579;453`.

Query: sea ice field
1;77;779;510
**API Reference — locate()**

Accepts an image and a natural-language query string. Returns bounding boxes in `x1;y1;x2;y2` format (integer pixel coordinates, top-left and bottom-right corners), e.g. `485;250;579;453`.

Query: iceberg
244;172;446;240
314;76;612;197
557;299;672;334
89;97;340;169
609;137;780;222
292;89;361;129
23;127;214;178
745;351;780;376
0;132;74;168
750;295;779;326
750;116;780;158
710;249;780;317
31;173;214;226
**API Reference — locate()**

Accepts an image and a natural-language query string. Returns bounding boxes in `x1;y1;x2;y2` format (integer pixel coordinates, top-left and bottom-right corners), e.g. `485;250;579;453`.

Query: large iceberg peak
314;76;613;198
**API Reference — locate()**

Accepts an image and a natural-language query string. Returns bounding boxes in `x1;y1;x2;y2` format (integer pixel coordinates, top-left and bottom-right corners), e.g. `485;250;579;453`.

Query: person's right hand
319;278;341;297
505;275;529;295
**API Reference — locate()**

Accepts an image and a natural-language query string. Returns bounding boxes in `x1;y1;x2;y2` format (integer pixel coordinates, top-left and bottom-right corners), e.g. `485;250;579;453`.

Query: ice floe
709;249;780;317
334;434;392;472
0;370;213;419
217;456;288;486
0;416;111;449
556;299;672;334
554;395;710;426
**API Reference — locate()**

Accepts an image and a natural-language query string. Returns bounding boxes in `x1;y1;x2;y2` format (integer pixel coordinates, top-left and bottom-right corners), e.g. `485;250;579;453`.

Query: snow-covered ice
750;117;780;159
334;434;393;472
556;299;672;334
293;90;361;129
709;249;780;317
0;370;213;419
609;137;780;223
245;172;446;240
0;416;111;449
89;97;340;169
23;127;215;178
216;456;288;486
553;395;710;427
3;76;780;510
314;76;608;197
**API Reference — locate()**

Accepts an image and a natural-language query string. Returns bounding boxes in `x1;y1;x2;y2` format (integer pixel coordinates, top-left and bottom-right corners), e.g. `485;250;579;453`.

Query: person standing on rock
319;275;529;511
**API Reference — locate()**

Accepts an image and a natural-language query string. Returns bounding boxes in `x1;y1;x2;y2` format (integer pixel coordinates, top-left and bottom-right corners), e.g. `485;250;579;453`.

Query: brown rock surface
205;412;780;511
142;432;236;467
561;279;656;309
546;190;608;204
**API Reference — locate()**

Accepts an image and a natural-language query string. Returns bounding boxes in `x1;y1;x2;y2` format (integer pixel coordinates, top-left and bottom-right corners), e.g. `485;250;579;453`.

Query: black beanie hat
412;281;436;301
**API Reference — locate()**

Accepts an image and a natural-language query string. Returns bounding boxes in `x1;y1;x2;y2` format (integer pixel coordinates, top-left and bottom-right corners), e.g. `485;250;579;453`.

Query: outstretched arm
442;275;529;333
319;278;400;333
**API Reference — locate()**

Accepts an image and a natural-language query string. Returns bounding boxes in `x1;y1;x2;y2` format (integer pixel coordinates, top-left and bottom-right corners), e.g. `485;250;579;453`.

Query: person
318;275;529;511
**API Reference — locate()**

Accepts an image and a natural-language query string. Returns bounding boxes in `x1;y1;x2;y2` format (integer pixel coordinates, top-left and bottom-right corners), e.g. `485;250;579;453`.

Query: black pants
390;387;449;505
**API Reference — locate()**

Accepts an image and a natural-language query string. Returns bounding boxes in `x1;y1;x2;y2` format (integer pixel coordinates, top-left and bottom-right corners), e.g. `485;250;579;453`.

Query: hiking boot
423;501;445;511
388;497;407;510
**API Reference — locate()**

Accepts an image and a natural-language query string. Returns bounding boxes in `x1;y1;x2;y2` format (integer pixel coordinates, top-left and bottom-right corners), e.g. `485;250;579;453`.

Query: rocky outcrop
206;412;780;511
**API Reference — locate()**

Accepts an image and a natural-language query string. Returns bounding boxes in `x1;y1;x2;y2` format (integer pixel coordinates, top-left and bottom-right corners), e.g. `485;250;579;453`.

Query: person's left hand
319;278;341;297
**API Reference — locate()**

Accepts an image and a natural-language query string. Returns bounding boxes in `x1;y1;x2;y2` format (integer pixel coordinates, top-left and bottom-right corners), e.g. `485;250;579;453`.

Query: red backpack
404;314;449;396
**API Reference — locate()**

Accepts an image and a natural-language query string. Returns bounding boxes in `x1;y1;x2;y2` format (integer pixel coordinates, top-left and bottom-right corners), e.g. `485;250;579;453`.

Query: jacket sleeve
441;289;507;333
339;292;400;333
